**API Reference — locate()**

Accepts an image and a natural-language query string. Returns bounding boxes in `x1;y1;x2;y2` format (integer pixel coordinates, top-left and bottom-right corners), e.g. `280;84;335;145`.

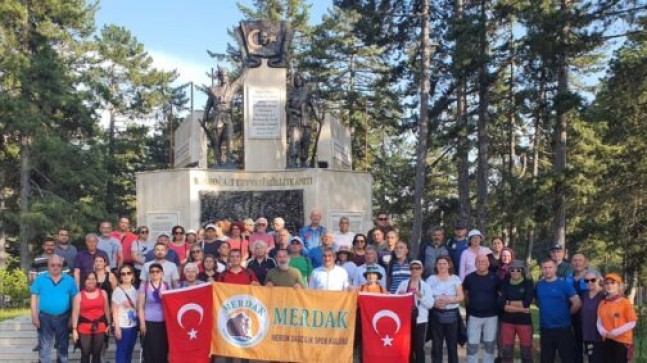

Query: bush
0;268;29;307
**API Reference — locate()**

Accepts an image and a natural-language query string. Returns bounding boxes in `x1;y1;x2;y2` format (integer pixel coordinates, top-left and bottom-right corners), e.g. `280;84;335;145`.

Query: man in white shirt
309;248;349;291
333;216;355;251
140;243;179;288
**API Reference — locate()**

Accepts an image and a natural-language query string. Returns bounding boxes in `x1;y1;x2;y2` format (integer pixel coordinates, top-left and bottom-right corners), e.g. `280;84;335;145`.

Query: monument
136;20;372;237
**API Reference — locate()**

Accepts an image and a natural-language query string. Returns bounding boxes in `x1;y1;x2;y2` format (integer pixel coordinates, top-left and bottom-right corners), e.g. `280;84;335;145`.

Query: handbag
433;308;458;324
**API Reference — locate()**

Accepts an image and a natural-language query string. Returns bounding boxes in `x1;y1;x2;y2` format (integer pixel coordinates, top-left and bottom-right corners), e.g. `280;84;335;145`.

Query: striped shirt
388;259;411;294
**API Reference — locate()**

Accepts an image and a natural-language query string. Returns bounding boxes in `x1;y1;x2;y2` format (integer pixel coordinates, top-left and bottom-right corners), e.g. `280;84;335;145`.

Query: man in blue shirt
30;255;78;363
307;231;334;268
535;258;582;363
447;223;468;271
299;209;326;252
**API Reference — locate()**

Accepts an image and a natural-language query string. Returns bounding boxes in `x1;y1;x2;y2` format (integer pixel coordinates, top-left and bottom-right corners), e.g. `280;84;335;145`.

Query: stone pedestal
136;168;372;239
173;110;207;168
243;61;287;170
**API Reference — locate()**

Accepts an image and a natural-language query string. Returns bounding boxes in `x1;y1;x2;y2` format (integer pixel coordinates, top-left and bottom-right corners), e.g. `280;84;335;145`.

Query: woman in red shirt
71;271;111;363
228;223;249;264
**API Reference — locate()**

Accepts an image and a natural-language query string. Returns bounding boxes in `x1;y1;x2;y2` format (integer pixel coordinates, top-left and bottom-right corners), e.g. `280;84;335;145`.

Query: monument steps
0;315;141;363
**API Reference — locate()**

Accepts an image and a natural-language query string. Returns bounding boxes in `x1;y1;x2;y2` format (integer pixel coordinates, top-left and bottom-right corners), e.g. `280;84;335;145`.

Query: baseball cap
549;244;563;251
205;223;217;230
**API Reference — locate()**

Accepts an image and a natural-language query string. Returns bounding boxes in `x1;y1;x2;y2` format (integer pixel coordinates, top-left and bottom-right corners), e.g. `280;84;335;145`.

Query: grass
0;307;30;323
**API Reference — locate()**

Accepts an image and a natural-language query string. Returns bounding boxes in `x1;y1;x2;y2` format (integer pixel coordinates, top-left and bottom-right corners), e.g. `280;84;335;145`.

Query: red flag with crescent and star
358;293;413;363
161;283;213;363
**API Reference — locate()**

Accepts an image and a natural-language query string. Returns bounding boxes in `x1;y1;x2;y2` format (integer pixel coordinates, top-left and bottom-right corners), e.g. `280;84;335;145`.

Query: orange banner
210;283;356;362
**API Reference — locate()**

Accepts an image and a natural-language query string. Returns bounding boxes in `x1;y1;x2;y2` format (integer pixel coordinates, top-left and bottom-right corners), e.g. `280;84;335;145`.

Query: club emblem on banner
218;294;269;348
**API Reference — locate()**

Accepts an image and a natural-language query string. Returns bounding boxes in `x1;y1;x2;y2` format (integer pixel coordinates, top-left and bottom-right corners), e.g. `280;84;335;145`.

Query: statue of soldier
202;68;246;167
286;73;320;168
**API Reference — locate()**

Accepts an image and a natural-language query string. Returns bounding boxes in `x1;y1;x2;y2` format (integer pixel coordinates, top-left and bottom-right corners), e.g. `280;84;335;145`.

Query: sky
94;0;332;110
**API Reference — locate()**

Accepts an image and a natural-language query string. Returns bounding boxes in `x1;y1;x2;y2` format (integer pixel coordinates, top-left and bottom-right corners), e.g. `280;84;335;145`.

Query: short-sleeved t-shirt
139;281;169;322
597;297;638;345
97;236;122;269
30;272;78;315
140;260;179;286
110;231;137;264
265;267;304;287
462;271;499;317
130;240;154;270
535;278;577;329
112;285;138;328
426;274;462;310
217;268;259;285
74;250;110;275
55;244;77;271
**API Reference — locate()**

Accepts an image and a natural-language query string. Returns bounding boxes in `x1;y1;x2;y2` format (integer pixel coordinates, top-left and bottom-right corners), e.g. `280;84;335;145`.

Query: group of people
29;212;638;363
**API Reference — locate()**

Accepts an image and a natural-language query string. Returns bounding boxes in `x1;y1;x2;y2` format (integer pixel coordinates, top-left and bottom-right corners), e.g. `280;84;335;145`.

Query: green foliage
0;268;29;308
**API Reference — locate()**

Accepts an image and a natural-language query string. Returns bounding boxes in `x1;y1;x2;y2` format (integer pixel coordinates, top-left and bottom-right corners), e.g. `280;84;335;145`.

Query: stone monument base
136;168;373;238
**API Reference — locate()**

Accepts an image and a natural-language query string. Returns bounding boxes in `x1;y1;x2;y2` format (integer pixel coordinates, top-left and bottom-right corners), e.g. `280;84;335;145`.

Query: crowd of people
29;212;638;363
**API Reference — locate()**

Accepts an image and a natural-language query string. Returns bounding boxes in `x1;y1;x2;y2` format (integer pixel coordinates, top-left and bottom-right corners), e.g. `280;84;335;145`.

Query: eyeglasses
510;268;523;273
411;266;422;270
584;278;597;283
378;217;388;221
150;270;162;274
120;271;133;276
49;263;63;267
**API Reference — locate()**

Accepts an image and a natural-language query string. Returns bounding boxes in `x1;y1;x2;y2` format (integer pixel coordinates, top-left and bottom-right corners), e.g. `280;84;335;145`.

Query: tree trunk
506;18;517;249
526;74;546;264
19;134;32;273
553;0;570;248
456;0;470;228
0;134;6;270
409;0;431;255
476;0;490;234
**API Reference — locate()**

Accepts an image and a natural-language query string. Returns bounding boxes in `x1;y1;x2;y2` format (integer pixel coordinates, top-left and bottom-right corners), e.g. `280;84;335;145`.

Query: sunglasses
604;280;617;285
510;268;523;273
150;270;162;274
120;271;133;276
584;278;597;283
378;217;388;221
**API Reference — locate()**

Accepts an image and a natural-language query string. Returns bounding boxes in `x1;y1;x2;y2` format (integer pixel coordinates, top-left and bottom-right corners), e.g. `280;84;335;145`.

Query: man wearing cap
299;209;326;252
358;266;386;293
447;222;469;272
354;246;387;289
549;244;572;278
201;223;223;257
463;255;499;363
333;216;355;251
250;217;275;251
498;260;534;363
287;236;312;285
309;248;349;291
535;258;581;363
418;226;450;279
264;249;304;288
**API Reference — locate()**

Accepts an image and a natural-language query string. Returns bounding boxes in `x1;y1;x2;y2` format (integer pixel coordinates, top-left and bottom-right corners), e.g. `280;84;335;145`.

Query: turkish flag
358;293;413;363
161;283;213;363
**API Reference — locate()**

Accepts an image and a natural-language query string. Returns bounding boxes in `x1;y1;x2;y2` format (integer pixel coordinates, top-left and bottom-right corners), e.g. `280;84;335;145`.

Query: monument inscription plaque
249;87;282;139
200;190;304;231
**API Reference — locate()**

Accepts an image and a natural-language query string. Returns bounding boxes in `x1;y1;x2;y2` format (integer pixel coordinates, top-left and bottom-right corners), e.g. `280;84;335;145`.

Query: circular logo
218;294;269;348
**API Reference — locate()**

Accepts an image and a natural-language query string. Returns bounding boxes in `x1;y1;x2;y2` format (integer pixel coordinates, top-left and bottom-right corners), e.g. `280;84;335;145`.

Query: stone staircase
0;315;141;362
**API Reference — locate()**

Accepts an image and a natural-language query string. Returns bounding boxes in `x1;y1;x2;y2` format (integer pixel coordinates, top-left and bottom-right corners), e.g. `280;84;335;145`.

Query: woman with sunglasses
111;265;139;363
187;246;204;272
169;225;190;266
131;226;153;286
579;270;604;363
497;260;534;363
597;273;638;363
71;271;111;363
352;233;368;266
138;262;170;362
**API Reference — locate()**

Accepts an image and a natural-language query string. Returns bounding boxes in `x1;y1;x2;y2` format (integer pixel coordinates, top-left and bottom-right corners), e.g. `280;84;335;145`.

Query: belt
39;311;69;318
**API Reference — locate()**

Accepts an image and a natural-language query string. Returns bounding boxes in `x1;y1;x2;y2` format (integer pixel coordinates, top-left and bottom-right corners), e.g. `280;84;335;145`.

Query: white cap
467;229;484;240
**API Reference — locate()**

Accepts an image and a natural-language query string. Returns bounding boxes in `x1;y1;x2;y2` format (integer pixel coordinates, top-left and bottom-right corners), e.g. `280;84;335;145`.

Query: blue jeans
38;312;70;363
115;326;138;363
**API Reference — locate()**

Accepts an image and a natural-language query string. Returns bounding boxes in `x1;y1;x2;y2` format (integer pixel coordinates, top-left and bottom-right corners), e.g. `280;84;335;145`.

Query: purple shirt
74;250;109;274
581;291;604;342
139;281;169;322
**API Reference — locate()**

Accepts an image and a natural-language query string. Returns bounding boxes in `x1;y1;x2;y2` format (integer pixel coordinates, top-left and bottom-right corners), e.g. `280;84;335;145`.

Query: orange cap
604;273;623;284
